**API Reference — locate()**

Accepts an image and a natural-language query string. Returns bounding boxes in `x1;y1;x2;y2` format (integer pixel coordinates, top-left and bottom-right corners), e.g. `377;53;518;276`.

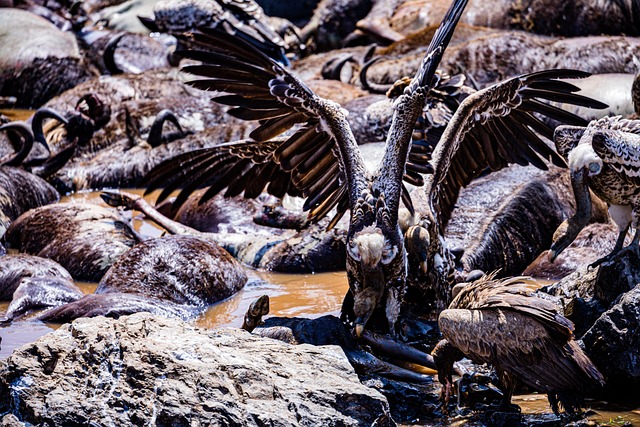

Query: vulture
144;0;607;335
432;273;604;414
549;116;640;266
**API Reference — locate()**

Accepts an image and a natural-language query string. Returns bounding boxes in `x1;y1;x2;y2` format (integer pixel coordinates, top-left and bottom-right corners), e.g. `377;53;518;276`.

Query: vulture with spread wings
145;0;607;335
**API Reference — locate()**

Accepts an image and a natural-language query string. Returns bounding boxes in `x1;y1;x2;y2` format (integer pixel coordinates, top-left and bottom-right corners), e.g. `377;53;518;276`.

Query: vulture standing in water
145;0;607;335
549;116;640;266
432;273;605;414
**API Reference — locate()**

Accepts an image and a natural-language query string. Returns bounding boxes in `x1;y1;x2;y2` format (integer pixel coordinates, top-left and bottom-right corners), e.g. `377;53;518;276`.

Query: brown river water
0;115;637;422
0;189;349;359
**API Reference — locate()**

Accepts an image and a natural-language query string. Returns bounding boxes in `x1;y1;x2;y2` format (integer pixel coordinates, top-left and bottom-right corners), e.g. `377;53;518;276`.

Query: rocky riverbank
0;313;394;426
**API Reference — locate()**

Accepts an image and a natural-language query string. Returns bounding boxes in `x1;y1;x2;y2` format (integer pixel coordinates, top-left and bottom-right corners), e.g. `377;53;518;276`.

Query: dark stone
582;283;640;394
593;250;640;306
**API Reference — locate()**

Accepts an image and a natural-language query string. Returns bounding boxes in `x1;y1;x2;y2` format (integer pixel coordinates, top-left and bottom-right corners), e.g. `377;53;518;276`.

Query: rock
592;250;640;307
539;250;640;395
582;283;640;393
0;313;395;426
540;250;640;337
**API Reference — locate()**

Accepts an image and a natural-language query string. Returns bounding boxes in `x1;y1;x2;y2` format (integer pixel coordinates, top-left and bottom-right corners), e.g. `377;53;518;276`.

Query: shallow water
1;189;639;424
0;189;348;359
0;108;34;121
0;271;348;359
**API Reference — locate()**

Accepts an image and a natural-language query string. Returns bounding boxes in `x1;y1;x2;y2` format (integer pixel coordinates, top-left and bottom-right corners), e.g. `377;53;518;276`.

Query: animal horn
321;54;356;82
147;109;184;147
31;107;68;157
0;121;34;166
359;56;393;94
103;32;126;75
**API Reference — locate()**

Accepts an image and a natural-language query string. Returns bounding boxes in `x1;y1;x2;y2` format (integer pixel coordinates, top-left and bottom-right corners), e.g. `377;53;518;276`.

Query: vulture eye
588;162;601;175
381;244;398;265
347;242;361;262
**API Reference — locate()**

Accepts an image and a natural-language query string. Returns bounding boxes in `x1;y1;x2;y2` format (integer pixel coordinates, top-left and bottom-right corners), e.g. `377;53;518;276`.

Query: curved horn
32;143;76;178
138;16;160;32
359;56;393;94
31;107;68;157
103;32;126;75
147;109;184;147
0;122;34;166
362;43;377;63
321;54;356;82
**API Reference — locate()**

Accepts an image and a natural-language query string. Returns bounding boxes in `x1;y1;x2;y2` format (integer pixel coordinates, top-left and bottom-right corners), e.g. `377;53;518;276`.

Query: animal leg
495;371;521;413
589;204;633;268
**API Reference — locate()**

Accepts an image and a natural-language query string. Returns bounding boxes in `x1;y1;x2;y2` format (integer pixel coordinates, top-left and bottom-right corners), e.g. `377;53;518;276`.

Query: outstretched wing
372;0;469;221
145;137;302;208
425;69;608;229
145;28;368;227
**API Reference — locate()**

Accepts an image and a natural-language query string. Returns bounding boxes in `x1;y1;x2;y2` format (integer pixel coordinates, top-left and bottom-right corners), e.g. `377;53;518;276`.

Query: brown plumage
432;274;605;415
145;0;471;337
143;0;608;333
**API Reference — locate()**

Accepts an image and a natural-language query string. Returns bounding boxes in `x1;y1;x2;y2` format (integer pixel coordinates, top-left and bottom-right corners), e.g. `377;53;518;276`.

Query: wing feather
145;28;372;224
425;70;608;230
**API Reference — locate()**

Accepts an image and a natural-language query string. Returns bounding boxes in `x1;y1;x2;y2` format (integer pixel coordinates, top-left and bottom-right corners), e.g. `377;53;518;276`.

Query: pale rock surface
0;313;395;426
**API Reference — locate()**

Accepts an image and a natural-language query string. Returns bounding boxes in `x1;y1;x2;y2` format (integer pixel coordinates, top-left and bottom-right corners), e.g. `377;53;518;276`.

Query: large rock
582;283;640;393
0;313;395;427
540;250;640;395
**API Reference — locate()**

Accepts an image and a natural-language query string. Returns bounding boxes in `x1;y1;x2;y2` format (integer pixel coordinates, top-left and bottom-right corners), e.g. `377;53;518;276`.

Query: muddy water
0;189;348;359
1;190;639;424
0;108;34;121
0;271;348;359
